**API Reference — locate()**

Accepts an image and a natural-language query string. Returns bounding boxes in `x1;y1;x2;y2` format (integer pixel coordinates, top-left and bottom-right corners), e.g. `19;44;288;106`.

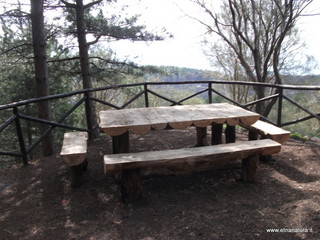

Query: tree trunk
254;85;265;116
75;0;99;139
30;0;54;156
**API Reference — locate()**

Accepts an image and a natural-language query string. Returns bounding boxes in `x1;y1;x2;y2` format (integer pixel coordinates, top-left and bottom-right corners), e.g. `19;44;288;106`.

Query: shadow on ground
0;129;319;240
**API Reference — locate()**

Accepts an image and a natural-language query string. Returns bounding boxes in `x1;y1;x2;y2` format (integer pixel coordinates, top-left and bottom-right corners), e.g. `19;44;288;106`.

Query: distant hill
144;66;320;86
282;75;320;85
143;66;220;83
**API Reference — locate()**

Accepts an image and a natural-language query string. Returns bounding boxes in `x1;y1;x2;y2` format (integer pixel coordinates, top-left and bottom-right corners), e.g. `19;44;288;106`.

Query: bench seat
60;132;88;166
60;132;88;187
104;139;281;202
104;139;280;174
240;120;290;143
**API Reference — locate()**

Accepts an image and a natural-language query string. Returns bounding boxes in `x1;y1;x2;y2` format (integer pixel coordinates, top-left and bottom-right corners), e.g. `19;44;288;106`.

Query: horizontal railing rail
0;80;319;166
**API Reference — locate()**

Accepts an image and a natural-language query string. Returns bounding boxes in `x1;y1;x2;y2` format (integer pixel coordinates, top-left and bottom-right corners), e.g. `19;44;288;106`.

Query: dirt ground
0;128;319;240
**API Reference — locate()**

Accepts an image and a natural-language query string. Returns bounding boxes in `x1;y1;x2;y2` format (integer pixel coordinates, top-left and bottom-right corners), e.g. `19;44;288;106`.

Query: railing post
208;82;212;104
13;107;28;165
277;88;283;127
144;83;149;108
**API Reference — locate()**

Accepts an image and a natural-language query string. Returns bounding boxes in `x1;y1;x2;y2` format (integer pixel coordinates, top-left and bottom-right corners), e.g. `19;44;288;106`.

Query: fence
0;80;319;166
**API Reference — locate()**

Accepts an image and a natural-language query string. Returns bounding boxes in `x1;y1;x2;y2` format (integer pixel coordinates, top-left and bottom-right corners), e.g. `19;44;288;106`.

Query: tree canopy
0;0;170;157
191;0;313;116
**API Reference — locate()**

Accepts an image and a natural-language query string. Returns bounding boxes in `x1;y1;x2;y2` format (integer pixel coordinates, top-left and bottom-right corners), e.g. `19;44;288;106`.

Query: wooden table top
99;103;260;136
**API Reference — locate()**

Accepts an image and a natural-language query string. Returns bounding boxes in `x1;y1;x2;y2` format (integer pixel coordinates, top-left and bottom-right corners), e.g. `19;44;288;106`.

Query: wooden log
121;169;143;203
240;120;290;143
226;118;239;126
112;131;130;154
241;154;259;183
104;139;281;174
196;127;208;146
225;125;236;143
146;160;242;176
211;123;223;145
60;132;88;166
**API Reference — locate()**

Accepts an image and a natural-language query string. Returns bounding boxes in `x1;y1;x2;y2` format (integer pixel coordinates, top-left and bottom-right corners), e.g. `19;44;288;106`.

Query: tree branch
47;56;79;63
0;43;33;56
87;34;102;45
84;0;103;9
60;0;76;8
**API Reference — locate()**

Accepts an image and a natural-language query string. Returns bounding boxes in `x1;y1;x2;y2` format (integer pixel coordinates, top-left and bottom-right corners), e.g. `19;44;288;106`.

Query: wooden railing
0;80;319;165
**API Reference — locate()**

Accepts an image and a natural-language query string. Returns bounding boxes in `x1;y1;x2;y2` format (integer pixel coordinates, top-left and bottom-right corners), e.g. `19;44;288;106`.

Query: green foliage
290;133;308;142
85;9;166;42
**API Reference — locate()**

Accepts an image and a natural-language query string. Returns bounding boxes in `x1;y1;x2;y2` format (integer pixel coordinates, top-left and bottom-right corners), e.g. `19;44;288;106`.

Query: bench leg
121;169;143;203
225;125;236;143
195;127;208;146
211;123;223;145
70;159;88;187
241;154;259;183
248;131;272;162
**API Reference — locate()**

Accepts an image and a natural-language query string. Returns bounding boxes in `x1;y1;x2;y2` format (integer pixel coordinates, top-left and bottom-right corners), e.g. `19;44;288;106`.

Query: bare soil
0;128;319;240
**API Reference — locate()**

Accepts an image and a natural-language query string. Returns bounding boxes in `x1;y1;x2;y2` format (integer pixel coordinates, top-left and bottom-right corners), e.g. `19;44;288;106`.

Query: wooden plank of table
155;106;194;130
99;103;260;136
122;108;152;135
190;103;259;126
199;103;240;126
216;103;260;125
138;107;168;130
99;110;129;136
179;105;217;127
100;108;156;135
192;104;228;125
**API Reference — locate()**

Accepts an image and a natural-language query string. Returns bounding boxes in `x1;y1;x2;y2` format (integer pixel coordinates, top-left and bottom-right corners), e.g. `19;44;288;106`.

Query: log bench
240;120;290;143
60;132;88;187
104;139;281;203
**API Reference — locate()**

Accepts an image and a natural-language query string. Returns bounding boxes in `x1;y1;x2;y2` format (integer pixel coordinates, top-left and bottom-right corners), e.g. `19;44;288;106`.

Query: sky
110;0;320;74
109;0;212;70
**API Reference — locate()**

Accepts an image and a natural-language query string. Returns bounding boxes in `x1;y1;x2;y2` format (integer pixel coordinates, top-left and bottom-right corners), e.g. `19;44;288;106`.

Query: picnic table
99;103;260;153
98;103;282;202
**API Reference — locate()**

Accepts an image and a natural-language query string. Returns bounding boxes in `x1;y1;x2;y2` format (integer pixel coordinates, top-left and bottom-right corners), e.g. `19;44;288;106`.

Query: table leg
248;130;259;141
112;131;130;154
211;123;223;145
225;125;236;143
196;127;208;146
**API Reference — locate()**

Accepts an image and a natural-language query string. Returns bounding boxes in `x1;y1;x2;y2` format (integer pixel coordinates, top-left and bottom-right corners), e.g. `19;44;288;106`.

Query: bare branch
47;56;79;63
0;43;33;56
87;34;102;45
84;0;103;9
60;0;76;8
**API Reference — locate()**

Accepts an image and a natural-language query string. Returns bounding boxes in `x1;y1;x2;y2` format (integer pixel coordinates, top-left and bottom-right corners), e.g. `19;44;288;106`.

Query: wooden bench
104;139;281;203
60;132;88;187
240;120;290;143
